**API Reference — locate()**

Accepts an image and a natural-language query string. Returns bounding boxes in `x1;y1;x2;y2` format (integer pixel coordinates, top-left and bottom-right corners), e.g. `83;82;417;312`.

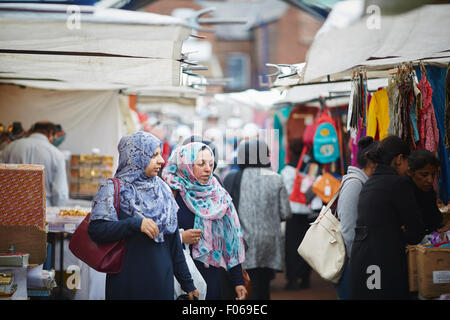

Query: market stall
267;0;450;299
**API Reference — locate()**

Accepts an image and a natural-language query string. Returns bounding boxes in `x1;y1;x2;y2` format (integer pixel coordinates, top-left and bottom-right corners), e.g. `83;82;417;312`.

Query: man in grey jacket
335;136;377;299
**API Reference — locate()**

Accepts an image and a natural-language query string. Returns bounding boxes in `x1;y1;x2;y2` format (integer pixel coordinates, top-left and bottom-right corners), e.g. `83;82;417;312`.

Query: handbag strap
109;178;120;219
295;145;308;172
323;186;341;213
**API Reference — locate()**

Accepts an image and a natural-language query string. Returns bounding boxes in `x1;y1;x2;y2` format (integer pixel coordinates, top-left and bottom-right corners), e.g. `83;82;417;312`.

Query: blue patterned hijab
90;131;179;243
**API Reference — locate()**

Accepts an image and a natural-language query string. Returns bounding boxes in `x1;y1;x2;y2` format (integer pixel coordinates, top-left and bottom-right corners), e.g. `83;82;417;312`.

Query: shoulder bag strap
110;178;120;219
324;185;341;213
295;145;308;173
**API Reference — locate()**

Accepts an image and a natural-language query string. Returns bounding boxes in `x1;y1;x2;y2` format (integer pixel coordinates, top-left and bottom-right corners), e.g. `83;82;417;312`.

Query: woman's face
409;164;438;192
144;146;165;177
193;148;214;184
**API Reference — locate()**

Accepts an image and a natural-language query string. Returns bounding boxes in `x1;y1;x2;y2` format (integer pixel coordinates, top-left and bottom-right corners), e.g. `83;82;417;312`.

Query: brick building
145;0;323;92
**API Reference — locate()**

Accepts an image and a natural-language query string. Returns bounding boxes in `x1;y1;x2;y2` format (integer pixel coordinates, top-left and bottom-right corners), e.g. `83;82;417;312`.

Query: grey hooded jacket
336;166;368;258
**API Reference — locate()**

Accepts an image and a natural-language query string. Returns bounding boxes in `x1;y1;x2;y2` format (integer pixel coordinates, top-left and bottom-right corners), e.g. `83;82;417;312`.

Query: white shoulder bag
297;189;346;284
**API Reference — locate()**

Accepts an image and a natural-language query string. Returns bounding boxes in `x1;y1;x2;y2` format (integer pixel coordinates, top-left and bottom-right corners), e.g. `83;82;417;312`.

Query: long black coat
349;165;425;300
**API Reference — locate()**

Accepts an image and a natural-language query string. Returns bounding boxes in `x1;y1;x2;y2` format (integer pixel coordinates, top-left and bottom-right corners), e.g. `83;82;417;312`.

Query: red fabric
417;76;439;152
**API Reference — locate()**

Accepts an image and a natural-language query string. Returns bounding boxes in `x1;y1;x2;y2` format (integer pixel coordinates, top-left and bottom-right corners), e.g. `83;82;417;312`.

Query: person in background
52;124;66;147
335;136;378;299
349;135;425;300
407;150;447;233
224;138;291;300
88;131;198;300
0;122;26;153
280;138;312;290
162;142;247;300
1;121;68;207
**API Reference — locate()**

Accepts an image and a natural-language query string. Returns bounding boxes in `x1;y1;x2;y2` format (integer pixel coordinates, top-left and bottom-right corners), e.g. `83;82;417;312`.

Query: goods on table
69;154;114;199
57;209;88;217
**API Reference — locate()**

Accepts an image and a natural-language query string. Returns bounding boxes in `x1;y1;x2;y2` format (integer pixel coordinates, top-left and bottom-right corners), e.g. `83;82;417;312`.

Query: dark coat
88;211;195;300
407;177;443;233
349;165;425;300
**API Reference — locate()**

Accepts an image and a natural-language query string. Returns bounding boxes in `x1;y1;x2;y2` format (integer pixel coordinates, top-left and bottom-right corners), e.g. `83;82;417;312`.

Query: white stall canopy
301;1;450;82
0;3;195;90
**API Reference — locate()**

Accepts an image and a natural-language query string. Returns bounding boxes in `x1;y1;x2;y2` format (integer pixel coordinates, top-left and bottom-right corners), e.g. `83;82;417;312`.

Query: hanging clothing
416;65;450;204
273;105;292;173
410;74;420;143
387;75;402;136
417;74;439;153
398;80;415;150
366;88;390;141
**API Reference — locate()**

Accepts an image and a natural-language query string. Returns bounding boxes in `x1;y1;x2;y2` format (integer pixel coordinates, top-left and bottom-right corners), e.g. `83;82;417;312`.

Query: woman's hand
141;218;159;239
188;289;199;300
235;285;247;300
181;229;202;245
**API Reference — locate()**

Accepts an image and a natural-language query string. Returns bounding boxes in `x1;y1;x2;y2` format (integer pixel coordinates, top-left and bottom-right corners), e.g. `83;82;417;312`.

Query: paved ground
269;270;338;300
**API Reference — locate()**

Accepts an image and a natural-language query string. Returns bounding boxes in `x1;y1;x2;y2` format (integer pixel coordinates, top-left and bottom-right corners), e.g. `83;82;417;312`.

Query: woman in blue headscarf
88;131;199;300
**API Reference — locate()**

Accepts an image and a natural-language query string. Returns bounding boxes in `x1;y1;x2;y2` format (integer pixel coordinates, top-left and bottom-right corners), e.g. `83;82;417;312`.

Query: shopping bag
297;189;346;284
174;238;207;300
69;178;126;274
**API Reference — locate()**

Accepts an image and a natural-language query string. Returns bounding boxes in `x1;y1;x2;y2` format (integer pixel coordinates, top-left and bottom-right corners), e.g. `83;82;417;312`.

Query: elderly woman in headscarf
162;142;247;300
88;131;199;300
223;138;291;300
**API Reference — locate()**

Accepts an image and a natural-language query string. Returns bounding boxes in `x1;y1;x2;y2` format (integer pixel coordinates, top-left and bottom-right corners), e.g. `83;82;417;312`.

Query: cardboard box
416;245;450;299
406;245;418;292
0;164;46;230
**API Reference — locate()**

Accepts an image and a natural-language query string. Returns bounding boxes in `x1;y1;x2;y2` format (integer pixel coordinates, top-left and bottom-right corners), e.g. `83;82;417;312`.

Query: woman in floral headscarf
162;142;247;300
88;131;198;300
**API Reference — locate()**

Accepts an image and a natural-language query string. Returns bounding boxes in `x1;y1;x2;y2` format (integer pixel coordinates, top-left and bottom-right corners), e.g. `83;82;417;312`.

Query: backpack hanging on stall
312;107;340;164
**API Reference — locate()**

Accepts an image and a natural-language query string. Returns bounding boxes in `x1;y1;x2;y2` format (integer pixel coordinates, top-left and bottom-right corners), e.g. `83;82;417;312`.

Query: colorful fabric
367;88;390;141
415;65;450;204
162;142;245;270
418;75;439;153
90;131;179;244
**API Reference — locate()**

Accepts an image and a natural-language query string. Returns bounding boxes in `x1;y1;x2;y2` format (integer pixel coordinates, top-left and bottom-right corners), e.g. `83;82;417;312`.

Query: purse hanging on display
69;178;126;274
312;171;341;204
289;145;308;205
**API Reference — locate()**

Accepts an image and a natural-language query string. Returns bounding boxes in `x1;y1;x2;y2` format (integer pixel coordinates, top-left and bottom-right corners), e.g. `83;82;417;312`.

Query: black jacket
407;177;443;233
349;165;425;300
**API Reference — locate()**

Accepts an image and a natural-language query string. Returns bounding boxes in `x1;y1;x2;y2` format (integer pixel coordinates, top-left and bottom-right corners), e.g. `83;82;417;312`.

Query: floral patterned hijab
90;131;178;243
162;142;245;269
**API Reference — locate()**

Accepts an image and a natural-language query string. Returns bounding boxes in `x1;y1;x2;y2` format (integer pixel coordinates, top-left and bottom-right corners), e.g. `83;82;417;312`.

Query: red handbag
69;178;126;274
289;145;308;204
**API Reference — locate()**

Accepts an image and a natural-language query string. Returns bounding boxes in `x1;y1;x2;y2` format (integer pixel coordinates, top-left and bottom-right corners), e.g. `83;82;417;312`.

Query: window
226;53;250;91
